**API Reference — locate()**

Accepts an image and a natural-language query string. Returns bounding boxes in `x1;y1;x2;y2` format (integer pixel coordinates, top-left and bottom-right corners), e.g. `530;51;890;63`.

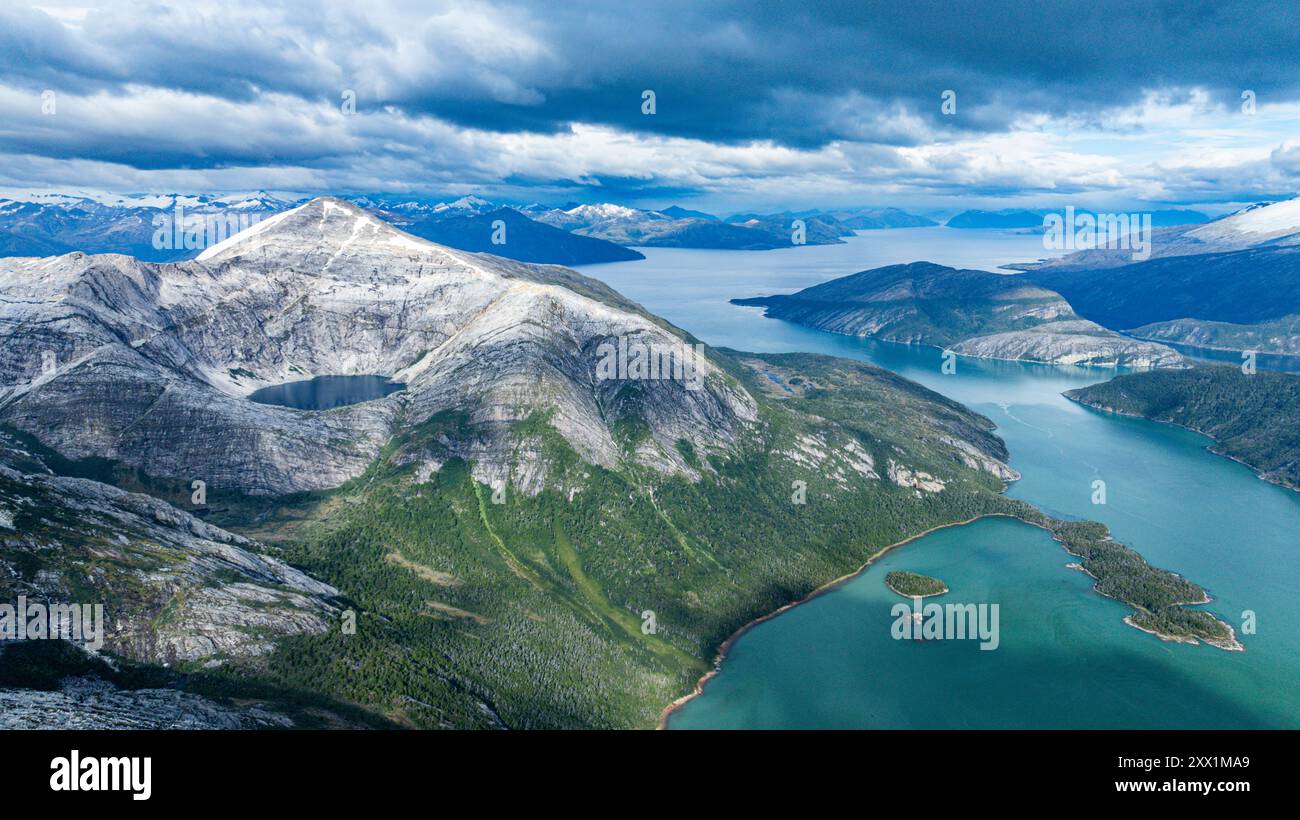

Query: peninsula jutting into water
576;233;1297;731
2;1;1298;751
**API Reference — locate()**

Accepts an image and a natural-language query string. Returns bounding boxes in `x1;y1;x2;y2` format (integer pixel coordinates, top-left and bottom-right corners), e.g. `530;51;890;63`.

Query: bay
576;228;1300;729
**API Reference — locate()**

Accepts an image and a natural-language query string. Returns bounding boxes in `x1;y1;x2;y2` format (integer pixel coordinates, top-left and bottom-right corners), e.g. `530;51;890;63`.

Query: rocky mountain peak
196;196;452;265
0;199;758;496
1188;196;1300;244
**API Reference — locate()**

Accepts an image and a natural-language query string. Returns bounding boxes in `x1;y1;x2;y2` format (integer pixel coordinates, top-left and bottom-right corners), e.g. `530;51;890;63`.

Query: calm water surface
248;375;404;410
577;228;1300;729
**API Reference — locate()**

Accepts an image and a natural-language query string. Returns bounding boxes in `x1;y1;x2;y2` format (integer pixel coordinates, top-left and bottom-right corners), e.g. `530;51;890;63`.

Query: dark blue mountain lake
247;375;405;410
577;228;1300;729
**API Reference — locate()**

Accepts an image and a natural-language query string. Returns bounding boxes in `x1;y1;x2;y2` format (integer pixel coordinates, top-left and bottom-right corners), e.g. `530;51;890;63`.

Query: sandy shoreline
656;512;1013;729
657;508;1243;727
1124;615;1244;652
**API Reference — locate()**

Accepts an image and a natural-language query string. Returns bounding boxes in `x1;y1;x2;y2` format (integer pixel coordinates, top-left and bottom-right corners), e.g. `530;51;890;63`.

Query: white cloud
2;0;1298;211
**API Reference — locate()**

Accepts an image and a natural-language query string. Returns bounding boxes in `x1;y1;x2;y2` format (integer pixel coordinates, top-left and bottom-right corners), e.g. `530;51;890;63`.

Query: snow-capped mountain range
1022;197;1300;355
1185;197;1300;245
0;197;755;497
0;191;300;261
0;191;943;261
1028;196;1300;270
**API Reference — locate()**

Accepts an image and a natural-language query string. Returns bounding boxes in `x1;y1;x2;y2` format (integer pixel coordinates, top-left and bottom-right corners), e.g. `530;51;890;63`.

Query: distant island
1007;505;1243;651
831;206;938;230
398;207;645;265
946;207;1209;230
885;570;948;598
731;261;1186;369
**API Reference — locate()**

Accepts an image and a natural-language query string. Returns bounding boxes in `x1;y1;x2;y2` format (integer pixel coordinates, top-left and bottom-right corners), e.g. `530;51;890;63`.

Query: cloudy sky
3;0;1299;214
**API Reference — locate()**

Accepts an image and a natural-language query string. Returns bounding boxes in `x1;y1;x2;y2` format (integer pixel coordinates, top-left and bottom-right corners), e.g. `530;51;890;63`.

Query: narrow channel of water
577;230;1300;729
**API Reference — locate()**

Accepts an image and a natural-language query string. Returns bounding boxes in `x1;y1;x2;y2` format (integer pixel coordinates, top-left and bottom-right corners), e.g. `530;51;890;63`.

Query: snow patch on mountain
1188;197;1300;243
194;204;304;260
0;197;757;496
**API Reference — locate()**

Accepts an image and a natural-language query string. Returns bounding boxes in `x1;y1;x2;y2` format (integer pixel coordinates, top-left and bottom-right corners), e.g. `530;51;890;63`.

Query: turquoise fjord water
576;228;1300;729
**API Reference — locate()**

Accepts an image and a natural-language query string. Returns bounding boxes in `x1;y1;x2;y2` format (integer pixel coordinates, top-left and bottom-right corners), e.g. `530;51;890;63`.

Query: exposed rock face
0;431;339;665
0;677;296;729
939;435;1021;481
735;353;1017;491
952;320;1188;368
1129;315;1300;356
0;197;756;496
886;459;945;493
732;261;1185;368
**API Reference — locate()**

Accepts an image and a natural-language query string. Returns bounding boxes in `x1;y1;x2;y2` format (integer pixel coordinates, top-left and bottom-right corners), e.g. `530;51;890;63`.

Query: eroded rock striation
732;261;1186;368
0;197;756;497
952;319;1187;368
0;430;339;665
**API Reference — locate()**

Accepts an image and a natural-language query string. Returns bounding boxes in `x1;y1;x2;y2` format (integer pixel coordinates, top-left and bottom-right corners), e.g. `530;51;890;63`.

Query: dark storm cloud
4;0;1298;152
0;0;1297;208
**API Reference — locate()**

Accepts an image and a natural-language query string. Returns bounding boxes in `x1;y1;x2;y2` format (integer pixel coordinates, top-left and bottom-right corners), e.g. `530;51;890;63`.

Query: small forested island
885;570;948;598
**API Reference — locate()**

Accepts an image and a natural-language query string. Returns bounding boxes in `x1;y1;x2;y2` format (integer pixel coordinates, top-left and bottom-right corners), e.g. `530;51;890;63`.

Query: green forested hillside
1065;364;1300;491
196;353;1232;726
885;571;948;597
2;351;1242;727
216;352;1019;727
